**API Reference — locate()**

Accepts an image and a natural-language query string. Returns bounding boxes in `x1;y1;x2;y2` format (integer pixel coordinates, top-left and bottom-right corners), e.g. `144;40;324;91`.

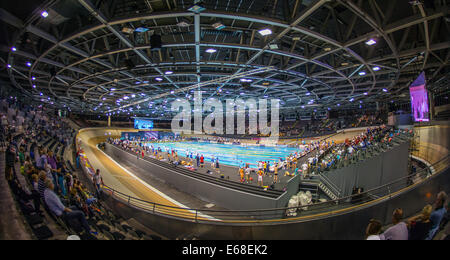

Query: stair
318;182;339;201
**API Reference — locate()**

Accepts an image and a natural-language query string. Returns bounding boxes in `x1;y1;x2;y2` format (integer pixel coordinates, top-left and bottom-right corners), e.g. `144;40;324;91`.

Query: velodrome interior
0;0;450;241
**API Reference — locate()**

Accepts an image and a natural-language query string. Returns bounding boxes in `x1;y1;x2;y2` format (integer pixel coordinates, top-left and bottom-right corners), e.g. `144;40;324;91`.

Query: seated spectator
407;205;433;240
440;201;450;231
365;219;384;240
427;191;448;240
43;180;96;236
382;208;409;240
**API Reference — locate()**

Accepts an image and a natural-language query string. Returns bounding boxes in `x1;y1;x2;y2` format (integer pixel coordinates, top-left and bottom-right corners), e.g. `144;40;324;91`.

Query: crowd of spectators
365;191;450;240
300;125;412;175
1;96;100;239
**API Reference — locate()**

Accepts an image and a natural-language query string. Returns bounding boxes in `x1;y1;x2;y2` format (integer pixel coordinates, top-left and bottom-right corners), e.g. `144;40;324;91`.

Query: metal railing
88;145;449;224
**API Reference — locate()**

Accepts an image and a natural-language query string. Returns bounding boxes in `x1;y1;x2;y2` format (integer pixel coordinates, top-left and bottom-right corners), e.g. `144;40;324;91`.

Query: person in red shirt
200;155;204;168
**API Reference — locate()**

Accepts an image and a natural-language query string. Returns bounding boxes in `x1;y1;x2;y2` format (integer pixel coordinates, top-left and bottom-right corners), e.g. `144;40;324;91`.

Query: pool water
145;142;303;168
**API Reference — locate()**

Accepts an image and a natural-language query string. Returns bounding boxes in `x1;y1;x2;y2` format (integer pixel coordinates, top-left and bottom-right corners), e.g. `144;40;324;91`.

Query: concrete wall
104;143;292;215
320;141;410;197
99;164;450;240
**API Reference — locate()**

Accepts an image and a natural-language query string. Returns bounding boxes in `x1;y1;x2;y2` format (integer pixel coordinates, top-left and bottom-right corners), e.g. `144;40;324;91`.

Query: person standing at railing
93;169;104;199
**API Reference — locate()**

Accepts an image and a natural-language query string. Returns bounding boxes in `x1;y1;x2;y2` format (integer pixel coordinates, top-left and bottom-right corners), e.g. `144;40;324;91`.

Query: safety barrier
92;146;449;224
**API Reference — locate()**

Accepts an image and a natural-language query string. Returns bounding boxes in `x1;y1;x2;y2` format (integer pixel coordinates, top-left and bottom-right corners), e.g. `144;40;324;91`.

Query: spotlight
240;79;252;83
359;71;366;76
11;47;17;52
365;39;377;46
165;71;173;75
7;64;11;69
32;77;36;81
155;77;163;81
258;29;272;36
26;62;32;67
41;11;49;18
206;48;217;54
373;66;381;71
382;88;388;92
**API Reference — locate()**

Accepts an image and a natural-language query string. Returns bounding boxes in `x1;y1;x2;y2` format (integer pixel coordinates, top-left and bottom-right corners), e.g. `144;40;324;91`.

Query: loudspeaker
150;34;162;50
49;68;56;77
125;59;135;70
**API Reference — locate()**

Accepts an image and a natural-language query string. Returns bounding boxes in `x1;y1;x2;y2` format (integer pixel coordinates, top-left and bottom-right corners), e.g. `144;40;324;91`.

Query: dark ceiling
0;0;449;118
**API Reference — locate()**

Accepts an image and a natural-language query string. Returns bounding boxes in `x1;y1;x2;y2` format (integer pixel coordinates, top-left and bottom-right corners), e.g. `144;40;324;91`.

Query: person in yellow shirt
263;162;267;175
239;168;245;183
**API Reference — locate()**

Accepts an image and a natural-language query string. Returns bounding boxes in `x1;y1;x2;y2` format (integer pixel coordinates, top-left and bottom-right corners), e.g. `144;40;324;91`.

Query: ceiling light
32;77;36;81
341;62;349;66
135;27;149;33
11;47;17;52
363;92;368;95
382;88;388;92
177;18;191;27
7;64;11;68
258;29;272;36
373;66;381;71
269;43;279;50
155;77;163;81
206;48;217;54
324;47;332;52
365;39;377;46
165;71;173;75
121;27;134;34
359;71;366;76
41;11;49;18
188;1;206;13
212;22;225;30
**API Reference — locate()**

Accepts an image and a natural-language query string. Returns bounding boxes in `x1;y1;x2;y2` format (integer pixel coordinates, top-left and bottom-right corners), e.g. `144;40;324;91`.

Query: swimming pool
145;142;303;168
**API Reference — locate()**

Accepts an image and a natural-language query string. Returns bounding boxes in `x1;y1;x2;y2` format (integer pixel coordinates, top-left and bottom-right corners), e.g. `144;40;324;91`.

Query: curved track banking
77;125;449;224
77;128;219;221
